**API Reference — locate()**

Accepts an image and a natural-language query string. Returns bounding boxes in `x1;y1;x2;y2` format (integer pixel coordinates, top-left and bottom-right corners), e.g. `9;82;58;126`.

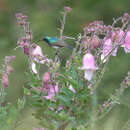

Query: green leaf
24;87;30;95
61;87;74;99
57;94;72;106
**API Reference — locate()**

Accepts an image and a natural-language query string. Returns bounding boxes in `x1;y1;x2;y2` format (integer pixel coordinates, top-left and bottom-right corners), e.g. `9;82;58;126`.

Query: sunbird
38;36;73;49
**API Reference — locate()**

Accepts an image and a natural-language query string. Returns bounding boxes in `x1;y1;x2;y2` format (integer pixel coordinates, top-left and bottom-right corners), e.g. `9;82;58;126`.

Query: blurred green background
0;0;130;129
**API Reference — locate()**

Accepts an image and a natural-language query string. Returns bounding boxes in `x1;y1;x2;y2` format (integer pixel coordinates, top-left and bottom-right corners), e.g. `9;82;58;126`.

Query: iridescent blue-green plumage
39;36;73;49
43;36;59;44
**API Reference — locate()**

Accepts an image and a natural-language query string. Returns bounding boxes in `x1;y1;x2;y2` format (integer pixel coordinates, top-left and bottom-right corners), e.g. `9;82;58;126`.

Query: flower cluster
16;13;49;74
80;13;130;81
14;9;130;130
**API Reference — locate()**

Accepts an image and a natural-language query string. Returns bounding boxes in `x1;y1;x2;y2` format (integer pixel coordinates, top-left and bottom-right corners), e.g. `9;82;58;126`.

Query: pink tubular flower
2;72;8;87
101;39;113;63
42;72;50;83
123;31;130;53
44;84;58;101
32;44;46;64
42;72;50;91
81;53;98;81
116;29;124;44
42;73;58;101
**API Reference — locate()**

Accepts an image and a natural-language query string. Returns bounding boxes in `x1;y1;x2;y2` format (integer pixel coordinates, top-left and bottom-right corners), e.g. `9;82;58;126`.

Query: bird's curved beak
37;39;43;42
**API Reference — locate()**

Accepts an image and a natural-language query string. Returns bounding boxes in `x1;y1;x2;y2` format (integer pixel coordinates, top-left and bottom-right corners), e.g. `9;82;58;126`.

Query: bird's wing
52;43;65;47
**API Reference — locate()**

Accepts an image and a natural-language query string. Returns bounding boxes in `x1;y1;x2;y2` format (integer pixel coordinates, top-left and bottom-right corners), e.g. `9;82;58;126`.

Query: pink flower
111;29;124;56
101;39;113;63
81;53;98;81
42;73;58;101
123;31;130;53
32;44;46;64
2;72;8;87
44;84;58;101
23;43;30;56
42;72;50;83
116;29;124;44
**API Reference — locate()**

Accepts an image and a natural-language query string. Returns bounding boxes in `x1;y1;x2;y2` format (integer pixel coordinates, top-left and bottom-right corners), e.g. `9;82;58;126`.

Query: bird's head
38;36;59;44
37;37;46;42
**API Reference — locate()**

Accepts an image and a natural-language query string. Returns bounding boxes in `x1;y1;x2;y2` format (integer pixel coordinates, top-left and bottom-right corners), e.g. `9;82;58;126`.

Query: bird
38;36;73;49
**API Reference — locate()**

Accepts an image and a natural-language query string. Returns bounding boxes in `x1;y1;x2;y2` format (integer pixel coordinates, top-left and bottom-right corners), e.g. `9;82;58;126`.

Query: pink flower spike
101;39;113;63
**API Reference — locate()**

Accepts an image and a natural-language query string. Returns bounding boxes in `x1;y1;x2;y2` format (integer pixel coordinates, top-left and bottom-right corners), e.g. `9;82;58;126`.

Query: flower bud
16;13;23;19
122;13;129;23
111;30;117;42
22;15;28;19
90;35;101;50
21;41;30;56
64;7;72;12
